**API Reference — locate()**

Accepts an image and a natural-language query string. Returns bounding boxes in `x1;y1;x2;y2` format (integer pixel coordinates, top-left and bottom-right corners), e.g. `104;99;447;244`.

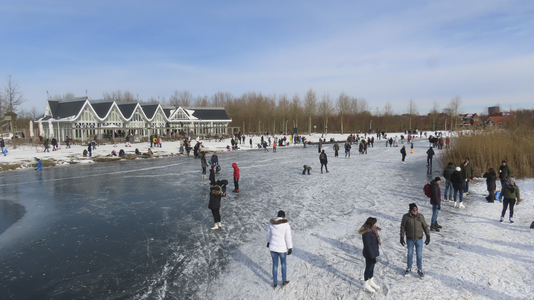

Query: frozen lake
1;139;533;300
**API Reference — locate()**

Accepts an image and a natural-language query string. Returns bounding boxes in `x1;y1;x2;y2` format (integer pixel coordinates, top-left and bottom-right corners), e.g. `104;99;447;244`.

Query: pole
259;120;261;135
243;121;245;134
285;120;288;134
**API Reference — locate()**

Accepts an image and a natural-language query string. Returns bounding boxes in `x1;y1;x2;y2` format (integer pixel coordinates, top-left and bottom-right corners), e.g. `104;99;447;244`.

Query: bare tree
337;92;350;134
447;96;462;130
51;92;77;100
194;95;210;107
429;101;440;131
304;88;317;134
291;93;301;129
169;90;194;107
3;75;26;113
319;92;331;134
277;94;290;133
406;99;418;130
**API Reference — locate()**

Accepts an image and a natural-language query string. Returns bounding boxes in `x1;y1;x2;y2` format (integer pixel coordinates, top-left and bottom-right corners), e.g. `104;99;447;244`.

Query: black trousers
501;198;516;218
321;163;328;172
364;257;376;280
234;178;239;191
211;208;221;223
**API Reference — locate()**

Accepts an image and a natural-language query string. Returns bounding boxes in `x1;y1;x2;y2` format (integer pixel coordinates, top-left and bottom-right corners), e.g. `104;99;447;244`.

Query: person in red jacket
232;162;240;193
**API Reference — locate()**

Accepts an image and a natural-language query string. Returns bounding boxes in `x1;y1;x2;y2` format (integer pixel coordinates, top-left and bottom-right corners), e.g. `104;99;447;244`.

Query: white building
37;97;232;142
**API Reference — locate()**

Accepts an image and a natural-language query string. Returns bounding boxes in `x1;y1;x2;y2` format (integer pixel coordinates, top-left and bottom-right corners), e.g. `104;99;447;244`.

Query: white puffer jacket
266;217;293;253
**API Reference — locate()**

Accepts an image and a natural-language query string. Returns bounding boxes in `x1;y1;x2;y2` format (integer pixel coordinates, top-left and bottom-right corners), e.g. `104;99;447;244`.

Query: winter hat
409;203;418;211
448;162;453;166
502;161;507;164
434;177;441;182
508;177;515;183
277;210;286;218
455;167;461;171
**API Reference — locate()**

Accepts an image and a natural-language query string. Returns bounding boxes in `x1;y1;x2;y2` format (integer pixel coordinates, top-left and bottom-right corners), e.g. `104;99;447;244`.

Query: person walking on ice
426;146;435;167
429;177;442;231
319;150;329;174
400;203;430;278
499;177;521;223
359;217;381;293
266;210;293;288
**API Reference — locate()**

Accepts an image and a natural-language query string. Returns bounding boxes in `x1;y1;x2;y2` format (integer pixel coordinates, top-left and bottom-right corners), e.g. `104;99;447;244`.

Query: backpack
424;183;432;198
320;154;324;160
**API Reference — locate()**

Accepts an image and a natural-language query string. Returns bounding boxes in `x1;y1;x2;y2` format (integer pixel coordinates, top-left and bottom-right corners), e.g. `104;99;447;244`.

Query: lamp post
293;120;295;132
314;125;316;135
370;120;373;131
259;120;261;135
243;121;245;134
285;120;288;133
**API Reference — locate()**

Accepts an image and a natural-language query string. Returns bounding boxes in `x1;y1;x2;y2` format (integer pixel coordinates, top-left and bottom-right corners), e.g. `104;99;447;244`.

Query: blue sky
1;0;533;114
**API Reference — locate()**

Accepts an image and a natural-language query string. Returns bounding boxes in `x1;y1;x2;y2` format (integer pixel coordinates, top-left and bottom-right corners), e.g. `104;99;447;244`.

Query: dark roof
162;108;173;118
188;108;230;120
49;100;86;119
116;103;138;119
90;101;114;118
141;104;159;119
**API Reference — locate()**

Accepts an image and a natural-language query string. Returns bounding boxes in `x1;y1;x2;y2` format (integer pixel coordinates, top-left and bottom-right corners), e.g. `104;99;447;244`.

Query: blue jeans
407;238;423;270
345;150;350;158
431;204;439;225
454;188;463;202
270;251;287;285
444;180;453;198
464;179;470;193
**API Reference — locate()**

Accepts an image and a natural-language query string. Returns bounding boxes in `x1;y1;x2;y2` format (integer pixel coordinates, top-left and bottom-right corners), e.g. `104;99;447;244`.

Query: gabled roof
141;104;159;119
90;101;114;119
48;100;86;119
116;102;138;119
185;108;230;120
162;107;174;118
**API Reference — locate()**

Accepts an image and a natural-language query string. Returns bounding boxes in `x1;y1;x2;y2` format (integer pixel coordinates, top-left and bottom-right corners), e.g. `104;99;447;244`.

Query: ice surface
0;134;532;299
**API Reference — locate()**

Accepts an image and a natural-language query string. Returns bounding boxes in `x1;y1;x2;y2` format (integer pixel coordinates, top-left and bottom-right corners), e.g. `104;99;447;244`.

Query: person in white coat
266;210;293;288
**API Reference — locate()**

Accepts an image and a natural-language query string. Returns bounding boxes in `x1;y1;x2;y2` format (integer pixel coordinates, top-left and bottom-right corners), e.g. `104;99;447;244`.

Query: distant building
488;106;500;116
37;97;232;141
460;113;482;126
485;114;512;125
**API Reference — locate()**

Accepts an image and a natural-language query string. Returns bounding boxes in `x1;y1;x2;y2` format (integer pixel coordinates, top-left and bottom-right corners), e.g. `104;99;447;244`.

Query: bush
440;127;534;179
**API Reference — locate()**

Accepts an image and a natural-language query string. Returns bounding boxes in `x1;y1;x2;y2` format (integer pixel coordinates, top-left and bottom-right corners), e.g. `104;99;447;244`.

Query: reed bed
439;128;534;179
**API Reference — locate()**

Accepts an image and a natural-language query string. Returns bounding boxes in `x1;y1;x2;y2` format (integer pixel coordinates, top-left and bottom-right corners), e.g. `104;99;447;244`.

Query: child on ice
34;157;42;172
302;165;312;175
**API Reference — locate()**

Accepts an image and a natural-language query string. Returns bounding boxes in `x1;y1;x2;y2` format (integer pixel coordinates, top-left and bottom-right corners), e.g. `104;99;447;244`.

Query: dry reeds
439;127;534;179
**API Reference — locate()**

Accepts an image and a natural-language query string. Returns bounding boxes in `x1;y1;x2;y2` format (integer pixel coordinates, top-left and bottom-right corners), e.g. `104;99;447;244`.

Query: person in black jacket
344;141;351;158
359;217;381;293
450;167;465;208
208;185;223;229
426;146;435;167
319;150;329;174
430;177;442;231
483;168;497;202
400;145;407;164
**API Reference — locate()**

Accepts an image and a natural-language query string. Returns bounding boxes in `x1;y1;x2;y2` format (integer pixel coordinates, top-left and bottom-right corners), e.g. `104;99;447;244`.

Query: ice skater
34;157;42;172
319;150;329;173
201;153;208;179
400;145;407;164
266;210;293;288
232;162;240;192
359;217;381;293
208;184;223;229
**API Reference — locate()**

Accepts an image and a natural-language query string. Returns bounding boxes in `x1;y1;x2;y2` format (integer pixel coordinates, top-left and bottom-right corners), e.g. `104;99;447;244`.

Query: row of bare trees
90;88;467;134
